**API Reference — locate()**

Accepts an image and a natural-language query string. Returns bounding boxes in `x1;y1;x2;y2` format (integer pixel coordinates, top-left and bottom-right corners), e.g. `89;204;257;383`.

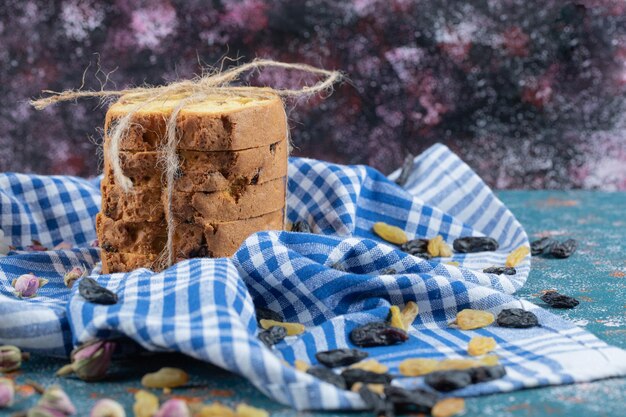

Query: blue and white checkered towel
1;144;625;410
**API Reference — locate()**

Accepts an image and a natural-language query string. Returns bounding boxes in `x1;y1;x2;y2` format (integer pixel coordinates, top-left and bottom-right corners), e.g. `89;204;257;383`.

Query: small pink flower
155;399;190;417
29;385;77;416
0;378;14;408
12;273;48;298
90;398;125;417
64;267;86;288
57;340;116;382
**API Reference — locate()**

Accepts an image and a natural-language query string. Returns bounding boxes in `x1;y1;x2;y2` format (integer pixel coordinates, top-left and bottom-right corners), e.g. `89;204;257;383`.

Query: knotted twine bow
31;59;343;269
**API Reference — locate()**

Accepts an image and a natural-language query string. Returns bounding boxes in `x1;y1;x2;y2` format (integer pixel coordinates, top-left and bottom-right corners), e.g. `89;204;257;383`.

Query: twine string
31;59;343;268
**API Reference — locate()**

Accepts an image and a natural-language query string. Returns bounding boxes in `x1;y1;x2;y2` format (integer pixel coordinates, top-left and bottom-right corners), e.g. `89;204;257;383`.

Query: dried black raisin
384;385;438;414
468;365;507;383
291;221;311;233
359;385;395;417
78;277;118;305
395;153;415;187
350;322;409;347
258;326;287;348
453;237;499;253
540;291;579;309
306;367;346;389
400;239;429;255
315;348;369;368
255;306;283;323
424;370;472;392
483;266;516;275
549;239;577;258
341;368;393;388
530;237;556;255
496;308;539;328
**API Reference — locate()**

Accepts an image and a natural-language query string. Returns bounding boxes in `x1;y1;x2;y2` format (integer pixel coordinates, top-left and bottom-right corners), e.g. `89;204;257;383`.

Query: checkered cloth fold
1;144;625;410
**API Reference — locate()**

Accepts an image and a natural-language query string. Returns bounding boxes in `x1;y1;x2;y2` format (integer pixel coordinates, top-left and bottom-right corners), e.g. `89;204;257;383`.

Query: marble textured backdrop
1;0;625;189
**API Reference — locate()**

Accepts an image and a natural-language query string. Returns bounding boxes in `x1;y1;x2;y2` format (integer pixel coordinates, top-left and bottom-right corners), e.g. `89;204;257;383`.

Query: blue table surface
2;191;625;417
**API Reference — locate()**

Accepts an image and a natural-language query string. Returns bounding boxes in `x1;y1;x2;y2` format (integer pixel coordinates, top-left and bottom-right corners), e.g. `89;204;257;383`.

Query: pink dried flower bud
155;399;190;417
63;267;86;288
28;385;76;416
0;345;29;372
53;242;73;250
26;240;48;251
12;273;48;298
90;398;126;417
0;378;15;408
56;340;116;382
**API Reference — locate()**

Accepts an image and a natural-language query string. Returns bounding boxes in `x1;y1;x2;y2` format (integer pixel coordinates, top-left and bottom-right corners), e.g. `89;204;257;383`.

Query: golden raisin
372;222;408;245
141;367;189;389
259;319;305;336
437;358;482;370
427;235;452;257
506;245;530;267
400;301;419;330
133;390;159;417
235;403;270;417
453;309;495;330
294;360;310;372
198;403;237;417
349;359;388;373
427;235;442;256
388;306;405;330
480;355;500;366
468;336;497;356
432;398;465;417
446;261;460;266
351;382;385;395
398;358;439;376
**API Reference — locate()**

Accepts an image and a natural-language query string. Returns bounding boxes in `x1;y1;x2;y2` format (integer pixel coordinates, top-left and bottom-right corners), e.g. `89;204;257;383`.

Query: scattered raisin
259;319;305;336
341;368;393;388
505;246;530;267
400;301;419;330
78;277;118;305
380;267;397;275
452;309;495;330
394;153;415;187
384;385;439;415
399;358;439;376
315;348;368;368
291;221;311;233
349;359;388;373
258;326;287;348
549;239;577;258
294;360;310;372
372;222;408;245
483;266;516;275
432;398;465;417
400;239;429;255
306;367;346;389
141;367;189;389
100;242;118;253
358;385;395;417
424;370;472;392
467;336;497;356
468;365;507;383
255;306;283;323
427;235;452;257
350;322;409;347
387;306;405;330
453;237;499;253
540;291;580;309
496;308;539;328
530;237;556;255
